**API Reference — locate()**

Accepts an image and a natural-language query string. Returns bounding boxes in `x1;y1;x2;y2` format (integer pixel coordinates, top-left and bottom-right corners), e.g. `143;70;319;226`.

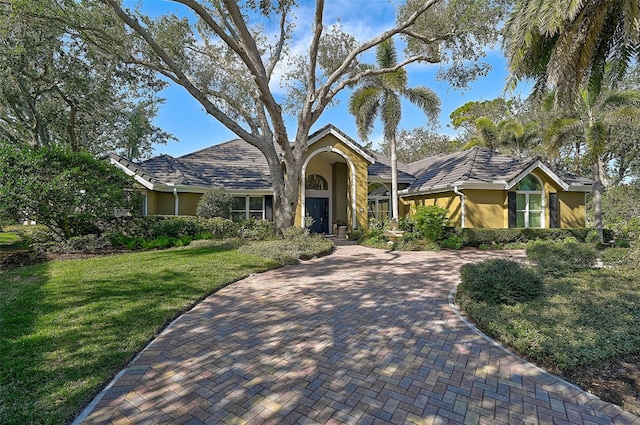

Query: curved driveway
78;243;639;425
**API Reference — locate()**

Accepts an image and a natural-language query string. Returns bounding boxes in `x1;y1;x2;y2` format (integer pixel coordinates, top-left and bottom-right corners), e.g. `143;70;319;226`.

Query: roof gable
308;124;376;164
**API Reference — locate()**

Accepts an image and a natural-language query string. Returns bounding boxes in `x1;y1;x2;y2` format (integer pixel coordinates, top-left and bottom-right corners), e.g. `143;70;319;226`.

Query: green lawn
0;232;24;249
0;243;279;424
457;262;640;374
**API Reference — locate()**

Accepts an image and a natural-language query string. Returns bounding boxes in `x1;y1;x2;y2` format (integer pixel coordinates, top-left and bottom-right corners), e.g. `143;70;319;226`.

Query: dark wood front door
305;197;329;234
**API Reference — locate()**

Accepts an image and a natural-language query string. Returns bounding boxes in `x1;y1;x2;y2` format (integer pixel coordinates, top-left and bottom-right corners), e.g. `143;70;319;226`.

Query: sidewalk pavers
76;244;640;425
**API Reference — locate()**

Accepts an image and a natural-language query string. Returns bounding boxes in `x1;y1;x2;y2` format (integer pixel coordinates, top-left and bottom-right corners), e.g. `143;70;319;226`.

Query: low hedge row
450;227;613;247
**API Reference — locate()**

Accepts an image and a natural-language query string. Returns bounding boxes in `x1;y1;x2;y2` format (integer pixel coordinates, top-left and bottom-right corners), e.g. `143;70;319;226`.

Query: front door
305;197;329;234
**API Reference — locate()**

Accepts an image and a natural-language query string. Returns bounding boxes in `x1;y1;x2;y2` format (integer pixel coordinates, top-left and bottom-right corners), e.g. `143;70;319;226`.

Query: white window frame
515;175;545;228
367;183;392;220
232;196;265;220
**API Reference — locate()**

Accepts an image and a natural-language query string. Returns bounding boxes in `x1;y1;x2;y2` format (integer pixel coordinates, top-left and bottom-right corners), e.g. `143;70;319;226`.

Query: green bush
359;218;390;248
412;205;450;241
599;248;630;266
440;234;464;250
238;231;333;265
237;219;274;240
196;188;234;219
526;240;596;276
346;228;363;242
198;217;237;238
458;258;544;305
13;225;58;244
396;238;439;251
45;234;112;254
612;238;631;248
459;228;601;247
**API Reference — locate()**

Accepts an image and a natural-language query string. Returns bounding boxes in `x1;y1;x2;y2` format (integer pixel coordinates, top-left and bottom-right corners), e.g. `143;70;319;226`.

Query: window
305;174;328;190
515;175;543;228
367;183;392;220
232;196;264;220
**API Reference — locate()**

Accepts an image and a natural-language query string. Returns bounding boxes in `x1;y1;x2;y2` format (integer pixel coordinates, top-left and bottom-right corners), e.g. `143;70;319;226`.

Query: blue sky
130;1;530;158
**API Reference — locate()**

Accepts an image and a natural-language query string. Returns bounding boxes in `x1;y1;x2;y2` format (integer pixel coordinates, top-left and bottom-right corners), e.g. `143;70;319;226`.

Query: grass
0;242;279;424
456;263;640;374
0;231;27;251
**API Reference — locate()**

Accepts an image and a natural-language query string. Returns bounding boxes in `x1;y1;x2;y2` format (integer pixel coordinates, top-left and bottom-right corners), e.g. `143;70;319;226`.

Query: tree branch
266;4;290;80
100;0;259;146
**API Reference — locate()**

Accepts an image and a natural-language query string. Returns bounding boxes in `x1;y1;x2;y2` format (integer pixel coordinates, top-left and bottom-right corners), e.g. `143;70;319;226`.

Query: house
110;124;592;232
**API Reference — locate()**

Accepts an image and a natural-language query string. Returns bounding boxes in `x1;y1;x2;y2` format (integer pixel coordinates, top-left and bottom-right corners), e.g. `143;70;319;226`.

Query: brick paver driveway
77;243;640;425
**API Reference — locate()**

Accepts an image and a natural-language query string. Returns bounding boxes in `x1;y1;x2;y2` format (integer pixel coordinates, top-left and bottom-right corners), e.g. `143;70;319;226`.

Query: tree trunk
390;134;399;221
267;153;301;234
592;158;604;242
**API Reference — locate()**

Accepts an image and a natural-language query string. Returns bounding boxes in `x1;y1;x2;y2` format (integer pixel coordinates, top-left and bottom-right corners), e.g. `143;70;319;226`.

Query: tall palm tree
348;39;440;221
504;0;640;101
542;87;640;239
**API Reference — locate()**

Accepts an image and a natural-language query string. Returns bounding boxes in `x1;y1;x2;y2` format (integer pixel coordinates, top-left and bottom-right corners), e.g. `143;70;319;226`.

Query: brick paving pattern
77;243;640;424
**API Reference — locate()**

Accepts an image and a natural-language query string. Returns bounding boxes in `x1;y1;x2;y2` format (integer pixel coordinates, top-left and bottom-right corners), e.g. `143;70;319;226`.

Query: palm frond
404;86;440;122
375;38;398;69
348;86;382;141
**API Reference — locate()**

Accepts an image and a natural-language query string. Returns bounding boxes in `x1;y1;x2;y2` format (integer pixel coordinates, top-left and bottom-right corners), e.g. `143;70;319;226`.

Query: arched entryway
301;146;358;233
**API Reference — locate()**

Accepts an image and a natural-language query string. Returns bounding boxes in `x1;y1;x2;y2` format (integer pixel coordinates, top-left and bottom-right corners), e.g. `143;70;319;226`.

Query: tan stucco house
110;124;592;232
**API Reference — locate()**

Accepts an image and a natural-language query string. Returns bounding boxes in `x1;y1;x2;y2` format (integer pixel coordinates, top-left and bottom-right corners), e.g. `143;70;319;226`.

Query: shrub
585;230;600;244
150;216;203;238
458;259;544;305
238;231;333;265
526;240;596;276
440;234;464;250
396;238;439;251
237;219;274;240
196;188;234;219
358;218;390;248
460;228;597;247
599;248;630;266
46;234;112;254
13;225;58;244
346;228;363;241
412;205;450;241
0;142;140;240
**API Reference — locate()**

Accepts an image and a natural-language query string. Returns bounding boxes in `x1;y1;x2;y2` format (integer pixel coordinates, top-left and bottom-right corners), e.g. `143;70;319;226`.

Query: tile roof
404;146;590;193
112;130;590;194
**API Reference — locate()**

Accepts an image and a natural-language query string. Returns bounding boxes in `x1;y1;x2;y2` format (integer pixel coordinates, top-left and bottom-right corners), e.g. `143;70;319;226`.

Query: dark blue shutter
264;195;273;221
549;193;558;228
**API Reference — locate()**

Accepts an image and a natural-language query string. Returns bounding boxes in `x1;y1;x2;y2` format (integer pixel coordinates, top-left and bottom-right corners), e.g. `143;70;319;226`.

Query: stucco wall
559;192;586;228
333;163;349;226
178;193;202;216
465;190;507;228
155;192;177;216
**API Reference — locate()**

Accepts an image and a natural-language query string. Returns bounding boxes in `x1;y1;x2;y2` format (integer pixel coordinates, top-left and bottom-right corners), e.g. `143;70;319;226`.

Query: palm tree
348;39;440;221
503;0;640;101
464;117;539;157
542;87;640;239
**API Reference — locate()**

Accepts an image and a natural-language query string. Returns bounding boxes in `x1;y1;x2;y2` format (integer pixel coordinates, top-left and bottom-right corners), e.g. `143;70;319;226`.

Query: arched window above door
305;174;328;190
515;174;542;191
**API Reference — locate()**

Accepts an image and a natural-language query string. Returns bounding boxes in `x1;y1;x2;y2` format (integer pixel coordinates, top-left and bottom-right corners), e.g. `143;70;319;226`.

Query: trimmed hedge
452;227;612;247
103;216;272;240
